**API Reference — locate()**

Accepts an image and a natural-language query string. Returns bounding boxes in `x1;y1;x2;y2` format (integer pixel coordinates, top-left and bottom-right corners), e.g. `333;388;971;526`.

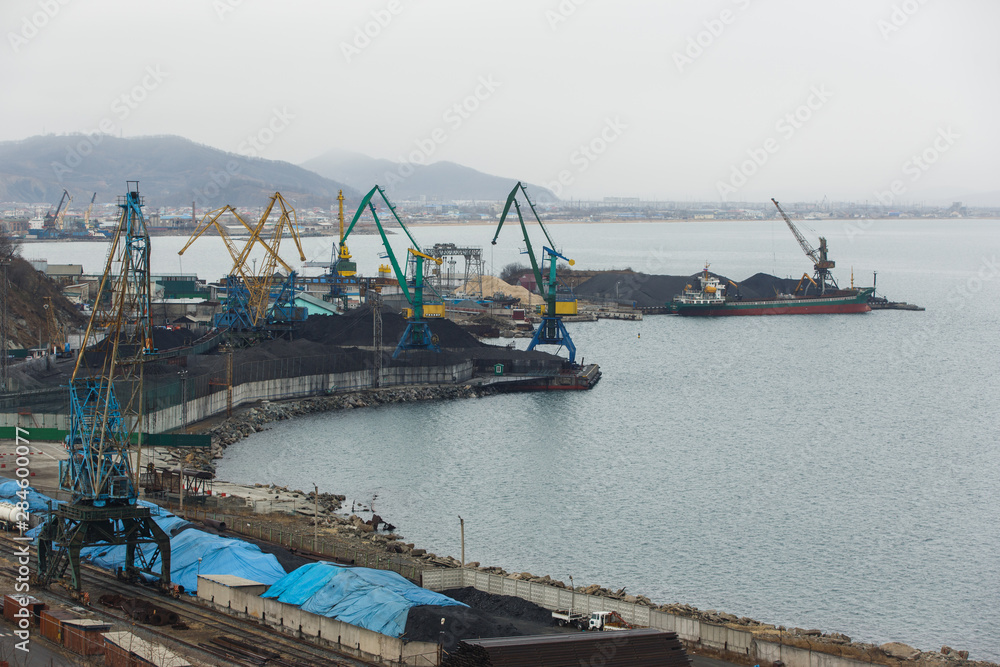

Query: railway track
0;532;379;667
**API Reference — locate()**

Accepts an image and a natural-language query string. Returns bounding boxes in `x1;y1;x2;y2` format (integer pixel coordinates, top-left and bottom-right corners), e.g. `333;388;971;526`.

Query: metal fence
0;351;366;417
172;505;424;582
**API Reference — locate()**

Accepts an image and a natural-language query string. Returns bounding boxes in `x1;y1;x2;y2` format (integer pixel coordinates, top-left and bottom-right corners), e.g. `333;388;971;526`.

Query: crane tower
36;182;170;592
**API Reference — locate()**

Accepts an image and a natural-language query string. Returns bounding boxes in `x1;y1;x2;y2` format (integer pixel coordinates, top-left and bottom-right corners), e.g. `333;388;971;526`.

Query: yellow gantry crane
179;193;306;331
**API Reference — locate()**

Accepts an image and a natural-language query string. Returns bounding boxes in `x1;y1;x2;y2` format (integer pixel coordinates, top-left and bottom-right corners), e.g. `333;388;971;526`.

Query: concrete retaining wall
423;569;869;667
0;362;474;436
197;575;439;665
259;597;439;666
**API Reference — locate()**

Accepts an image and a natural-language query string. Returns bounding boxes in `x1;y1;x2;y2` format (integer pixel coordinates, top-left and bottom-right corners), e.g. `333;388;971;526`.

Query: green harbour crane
491;182;578;363
346;185;444;357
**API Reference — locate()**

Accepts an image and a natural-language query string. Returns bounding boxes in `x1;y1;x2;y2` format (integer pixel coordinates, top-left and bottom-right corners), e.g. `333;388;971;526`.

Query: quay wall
0;362;474;435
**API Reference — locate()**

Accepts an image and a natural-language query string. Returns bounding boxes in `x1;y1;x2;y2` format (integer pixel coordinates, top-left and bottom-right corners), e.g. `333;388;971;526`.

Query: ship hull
673;289;874;316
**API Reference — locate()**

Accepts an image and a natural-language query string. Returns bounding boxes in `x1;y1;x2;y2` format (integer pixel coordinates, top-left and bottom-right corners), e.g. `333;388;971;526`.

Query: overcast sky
2;0;996;203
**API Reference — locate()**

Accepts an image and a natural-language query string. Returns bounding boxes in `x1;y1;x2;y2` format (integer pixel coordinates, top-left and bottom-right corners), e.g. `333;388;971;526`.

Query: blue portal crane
37;182;170;592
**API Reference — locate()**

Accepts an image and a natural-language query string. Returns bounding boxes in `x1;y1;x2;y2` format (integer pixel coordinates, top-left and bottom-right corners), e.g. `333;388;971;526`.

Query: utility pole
178;370;188;433
458;515;465;567
0;259;9;393
313;483;319;551
372;292;382;388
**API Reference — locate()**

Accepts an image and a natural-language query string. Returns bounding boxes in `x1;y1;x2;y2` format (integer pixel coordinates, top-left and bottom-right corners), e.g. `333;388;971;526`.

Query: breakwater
197;384;495;465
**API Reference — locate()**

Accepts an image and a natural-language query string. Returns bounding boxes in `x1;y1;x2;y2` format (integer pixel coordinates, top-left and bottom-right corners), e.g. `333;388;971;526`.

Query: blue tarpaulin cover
0;479;63;514
81;516;287;593
263;562;467;637
1;478;286;593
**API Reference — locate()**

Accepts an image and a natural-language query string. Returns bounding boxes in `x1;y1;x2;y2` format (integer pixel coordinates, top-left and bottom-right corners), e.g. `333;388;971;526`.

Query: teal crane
491;182;577;363
346;185;443;357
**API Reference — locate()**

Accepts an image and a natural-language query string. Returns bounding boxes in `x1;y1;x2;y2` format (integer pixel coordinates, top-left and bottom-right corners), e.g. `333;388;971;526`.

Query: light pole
458;515;465;567
314;483;319;551
178;370;189;433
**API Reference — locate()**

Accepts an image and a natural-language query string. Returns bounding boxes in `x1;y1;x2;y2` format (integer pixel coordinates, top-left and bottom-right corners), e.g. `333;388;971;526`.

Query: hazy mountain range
0;135;359;209
0;135;556;212
301;149;557;203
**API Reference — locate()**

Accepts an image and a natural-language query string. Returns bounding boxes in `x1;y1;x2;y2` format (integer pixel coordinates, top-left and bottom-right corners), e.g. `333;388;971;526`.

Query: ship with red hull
670;265;873;316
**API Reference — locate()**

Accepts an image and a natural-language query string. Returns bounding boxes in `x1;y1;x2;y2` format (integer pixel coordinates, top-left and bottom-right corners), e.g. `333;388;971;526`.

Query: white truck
587;610;635;631
551;609;587;629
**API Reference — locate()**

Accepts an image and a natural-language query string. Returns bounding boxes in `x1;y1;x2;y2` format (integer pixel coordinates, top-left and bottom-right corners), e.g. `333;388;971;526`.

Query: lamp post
314;483;319;551
569;575;574;619
458;515;465;567
178;370;189;433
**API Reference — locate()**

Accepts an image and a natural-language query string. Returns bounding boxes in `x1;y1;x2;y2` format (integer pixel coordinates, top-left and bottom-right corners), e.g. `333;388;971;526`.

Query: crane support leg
528;316;576;364
393;320;440;358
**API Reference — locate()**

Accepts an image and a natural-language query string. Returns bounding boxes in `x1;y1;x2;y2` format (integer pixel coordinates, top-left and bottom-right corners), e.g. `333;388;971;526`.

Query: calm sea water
33;220;1000;659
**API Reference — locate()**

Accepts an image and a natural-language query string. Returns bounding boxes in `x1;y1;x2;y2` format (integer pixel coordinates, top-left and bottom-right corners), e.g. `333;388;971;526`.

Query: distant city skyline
1;1;996;204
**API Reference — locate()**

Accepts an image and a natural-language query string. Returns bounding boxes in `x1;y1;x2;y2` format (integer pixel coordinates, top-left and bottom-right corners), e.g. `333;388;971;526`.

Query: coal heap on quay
404;586;564;649
14;308;570;394
574;270;808;307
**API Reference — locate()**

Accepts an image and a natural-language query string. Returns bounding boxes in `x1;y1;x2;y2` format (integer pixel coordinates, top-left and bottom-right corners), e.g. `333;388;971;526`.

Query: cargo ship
670;265;873;316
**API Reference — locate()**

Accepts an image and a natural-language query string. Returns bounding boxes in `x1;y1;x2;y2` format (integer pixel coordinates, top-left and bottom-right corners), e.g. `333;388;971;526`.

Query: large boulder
881;642;920;660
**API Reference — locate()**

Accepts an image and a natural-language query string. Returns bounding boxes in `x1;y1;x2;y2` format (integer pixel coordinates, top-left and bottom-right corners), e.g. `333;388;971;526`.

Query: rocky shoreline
171;386;992;667
185;384;495;470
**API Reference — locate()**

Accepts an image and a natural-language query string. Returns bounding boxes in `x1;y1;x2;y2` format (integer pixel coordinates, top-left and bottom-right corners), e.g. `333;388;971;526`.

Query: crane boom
491;182;577;363
84;192;97;231
772;198;819;265
772;197;837;294
348;186;441;356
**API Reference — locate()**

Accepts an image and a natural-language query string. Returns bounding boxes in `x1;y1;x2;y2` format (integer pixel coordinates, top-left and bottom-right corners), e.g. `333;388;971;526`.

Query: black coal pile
299;309;486;349
573;272;691;307
152;326;200;350
442;587;555;626
734;272;802;299
575;270;811;305
404;604;519;651
404;586;565;649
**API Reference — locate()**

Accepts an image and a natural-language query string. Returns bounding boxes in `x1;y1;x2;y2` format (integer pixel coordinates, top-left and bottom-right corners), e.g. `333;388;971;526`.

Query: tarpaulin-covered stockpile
262;562;467;638
0;479;63;514
79;510;287;593
0;479;286;593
